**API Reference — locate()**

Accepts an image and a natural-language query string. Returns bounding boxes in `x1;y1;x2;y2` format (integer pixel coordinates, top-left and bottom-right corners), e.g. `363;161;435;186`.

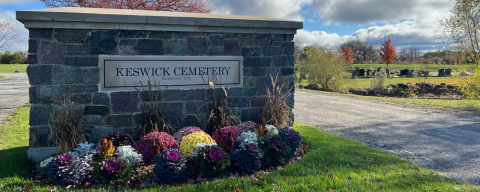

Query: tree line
0;50;27;64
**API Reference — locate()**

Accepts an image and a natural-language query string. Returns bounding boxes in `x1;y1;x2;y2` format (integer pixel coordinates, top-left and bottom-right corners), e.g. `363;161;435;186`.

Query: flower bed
29;124;307;190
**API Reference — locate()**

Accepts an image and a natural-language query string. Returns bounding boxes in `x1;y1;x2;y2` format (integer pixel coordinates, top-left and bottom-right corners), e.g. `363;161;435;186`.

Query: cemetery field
0;64;28;73
0;106;478;191
343;76;458;89
352;64;465;72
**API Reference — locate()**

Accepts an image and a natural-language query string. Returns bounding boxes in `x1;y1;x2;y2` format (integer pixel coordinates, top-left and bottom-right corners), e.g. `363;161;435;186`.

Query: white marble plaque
99;56;243;91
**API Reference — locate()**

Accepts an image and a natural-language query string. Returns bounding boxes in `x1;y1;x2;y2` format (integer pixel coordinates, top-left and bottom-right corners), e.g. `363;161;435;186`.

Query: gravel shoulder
294;90;480;185
0;73;29;124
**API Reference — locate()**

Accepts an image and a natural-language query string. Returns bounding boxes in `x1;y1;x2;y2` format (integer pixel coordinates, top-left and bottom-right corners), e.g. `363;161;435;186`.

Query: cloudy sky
0;0;452;53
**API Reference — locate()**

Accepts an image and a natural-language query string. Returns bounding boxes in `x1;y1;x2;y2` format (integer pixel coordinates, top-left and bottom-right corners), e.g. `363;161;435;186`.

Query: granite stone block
256;77;273;95
281;67;295;76
273;34;294;41
287;55;295;67
255;34;273;46
119;30;147;38
273;56;288;67
83;115;104;125
105;114;133;127
28;39;37;53
84;106;110;116
182;115;200;127
282;42;294;55
184;101;206;114
251;96;266;107
117;46;137;55
150;31;173;39
55;29;88;43
111;92;139;114
241;46;261;57
29;86;38;103
241;107;263;123
38;85;68;103
251;68;267;76
224;39;241;56
244;57;272;67
39;41;65;64
29;28;53;39
52;65;77;84
91;126;114;143
29;126;37;147
187;36;207;55
119;39;136;46
165;39;186;55
227;87;246;96
165;89;194;101
27;65;52;85
77;67;100;84
239;34;255;46
138;39;164;55
209;35;224;46
267;68;280;76
246;88;256;96
30;104;54;125
93;93;109;105
65;56;99;67
89;31;117;55
228;97;250;108
243;77;255;88
70;84;98;93
173;32;186;39
208;46;223;55
27;55;37;64
225;33;238;38
161;102;184;127
195;89;206;100
262;46;281;56
243;68;251;76
72;93;91;104
66;44;88;55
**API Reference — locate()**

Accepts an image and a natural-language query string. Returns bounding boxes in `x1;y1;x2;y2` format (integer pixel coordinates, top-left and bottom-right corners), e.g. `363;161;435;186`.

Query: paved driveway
0;73;29;124
294;90;480;185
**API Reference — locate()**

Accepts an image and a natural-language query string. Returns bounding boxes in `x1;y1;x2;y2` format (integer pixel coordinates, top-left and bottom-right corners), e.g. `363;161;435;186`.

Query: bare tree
0;21;21;50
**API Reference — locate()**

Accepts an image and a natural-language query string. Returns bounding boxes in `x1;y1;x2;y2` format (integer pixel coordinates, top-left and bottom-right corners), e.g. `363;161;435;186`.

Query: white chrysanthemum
266;125;278;135
236;131;257;148
190;143;218;156
116;145;143;166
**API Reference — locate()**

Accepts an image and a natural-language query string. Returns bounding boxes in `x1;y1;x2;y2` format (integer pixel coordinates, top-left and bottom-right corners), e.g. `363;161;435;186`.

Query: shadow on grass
0;146;31;179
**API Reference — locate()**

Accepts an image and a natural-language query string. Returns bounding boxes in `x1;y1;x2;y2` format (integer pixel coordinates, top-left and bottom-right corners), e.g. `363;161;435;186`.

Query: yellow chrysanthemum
180;132;215;157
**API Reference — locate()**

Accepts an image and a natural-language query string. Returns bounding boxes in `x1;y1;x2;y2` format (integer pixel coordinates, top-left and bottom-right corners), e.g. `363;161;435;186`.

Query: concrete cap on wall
17;7;303;34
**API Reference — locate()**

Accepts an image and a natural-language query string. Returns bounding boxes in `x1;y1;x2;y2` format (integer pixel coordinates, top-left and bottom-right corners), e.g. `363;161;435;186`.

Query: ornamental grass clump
258;135;291;166
93;159;132;184
135;132;179;162
153;148;187;184
230;143;264;173
237;121;258;133
236;131;257;148
99;137;115;160
278;127;303;157
173;126;203;144
179;132;215;157
193;145;231;178
212;126;243;152
263;74;293;128
46;154;89;187
95;131;135;150
116;146;143;166
48;92;86;153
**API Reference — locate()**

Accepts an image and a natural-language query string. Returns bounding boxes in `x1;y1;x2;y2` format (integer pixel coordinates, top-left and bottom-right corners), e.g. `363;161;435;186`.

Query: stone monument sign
16;7;303;162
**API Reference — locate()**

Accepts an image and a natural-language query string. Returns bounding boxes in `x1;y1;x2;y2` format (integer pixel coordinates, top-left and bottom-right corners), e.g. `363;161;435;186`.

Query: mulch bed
28;144;308;190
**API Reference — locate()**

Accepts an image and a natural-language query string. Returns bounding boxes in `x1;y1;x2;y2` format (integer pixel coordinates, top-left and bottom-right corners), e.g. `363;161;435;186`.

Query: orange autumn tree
379;36;396;69
453;51;465;65
342;47;354;64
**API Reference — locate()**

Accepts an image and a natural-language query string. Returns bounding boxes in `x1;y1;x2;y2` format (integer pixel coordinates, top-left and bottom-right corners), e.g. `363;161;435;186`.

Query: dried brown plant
263;74;293;128
48;92;86;153
202;73;239;133
135;78;174;135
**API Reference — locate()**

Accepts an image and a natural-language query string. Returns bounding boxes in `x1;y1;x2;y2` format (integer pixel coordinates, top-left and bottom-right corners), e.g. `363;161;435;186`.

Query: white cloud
209;0;312;21
0;0;38;6
0;9;28;52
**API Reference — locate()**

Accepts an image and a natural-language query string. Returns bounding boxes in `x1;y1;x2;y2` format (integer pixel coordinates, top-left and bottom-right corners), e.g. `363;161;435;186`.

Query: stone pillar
17;7;303;162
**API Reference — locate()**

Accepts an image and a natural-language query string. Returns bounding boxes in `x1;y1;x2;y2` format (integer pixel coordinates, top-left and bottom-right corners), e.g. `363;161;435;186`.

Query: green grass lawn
0;76;5;80
0;64;28;73
0;105;478;191
352;63;467;72
343;76;458;89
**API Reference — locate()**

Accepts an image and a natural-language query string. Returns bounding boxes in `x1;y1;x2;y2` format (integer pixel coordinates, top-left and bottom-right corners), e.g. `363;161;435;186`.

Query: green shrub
457;65;480;100
371;68;386;92
0;51;27;64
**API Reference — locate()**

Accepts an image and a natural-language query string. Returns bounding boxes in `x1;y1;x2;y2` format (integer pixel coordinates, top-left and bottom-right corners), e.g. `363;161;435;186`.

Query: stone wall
27;29;296;148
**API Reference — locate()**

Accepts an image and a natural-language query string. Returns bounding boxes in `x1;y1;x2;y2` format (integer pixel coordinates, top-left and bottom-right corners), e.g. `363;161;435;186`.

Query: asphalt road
294;90;480;185
0;73;29;124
